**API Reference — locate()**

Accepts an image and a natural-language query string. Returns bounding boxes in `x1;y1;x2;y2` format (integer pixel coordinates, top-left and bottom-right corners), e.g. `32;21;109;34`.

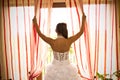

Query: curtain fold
65;0;93;79
29;0;53;80
0;0;119;80
65;0;119;80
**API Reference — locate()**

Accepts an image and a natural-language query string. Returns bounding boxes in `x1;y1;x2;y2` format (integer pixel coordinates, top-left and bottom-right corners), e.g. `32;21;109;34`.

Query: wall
117;0;120;70
0;1;2;79
0;0;7;79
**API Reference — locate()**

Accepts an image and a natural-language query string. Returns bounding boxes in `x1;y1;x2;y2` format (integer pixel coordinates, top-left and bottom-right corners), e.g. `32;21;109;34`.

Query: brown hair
56;23;68;39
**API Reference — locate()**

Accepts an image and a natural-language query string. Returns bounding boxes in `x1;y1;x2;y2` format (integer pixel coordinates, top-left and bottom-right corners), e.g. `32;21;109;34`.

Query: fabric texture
44;51;81;80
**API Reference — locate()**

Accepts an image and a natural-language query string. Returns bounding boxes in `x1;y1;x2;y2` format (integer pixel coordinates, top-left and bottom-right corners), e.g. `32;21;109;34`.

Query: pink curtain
0;0;119;80
29;0;53;80
1;0;53;79
65;0;93;79
65;0;119;79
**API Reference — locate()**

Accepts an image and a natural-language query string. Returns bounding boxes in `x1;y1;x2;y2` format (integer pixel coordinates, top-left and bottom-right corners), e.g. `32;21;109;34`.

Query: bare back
50;38;71;53
35;29;84;53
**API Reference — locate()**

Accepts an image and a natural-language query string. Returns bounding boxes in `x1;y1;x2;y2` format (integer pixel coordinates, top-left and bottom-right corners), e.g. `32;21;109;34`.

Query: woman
32;13;86;80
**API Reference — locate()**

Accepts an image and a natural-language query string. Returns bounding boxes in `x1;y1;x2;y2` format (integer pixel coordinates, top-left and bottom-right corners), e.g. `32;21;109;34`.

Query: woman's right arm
68;14;86;44
32;16;54;45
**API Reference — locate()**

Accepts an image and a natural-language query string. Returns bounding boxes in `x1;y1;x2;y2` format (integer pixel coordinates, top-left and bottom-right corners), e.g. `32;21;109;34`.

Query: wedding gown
44;51;81;80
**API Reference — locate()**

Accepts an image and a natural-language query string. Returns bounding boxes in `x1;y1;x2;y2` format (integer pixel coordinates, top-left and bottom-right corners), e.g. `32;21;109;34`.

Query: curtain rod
5;1;112;7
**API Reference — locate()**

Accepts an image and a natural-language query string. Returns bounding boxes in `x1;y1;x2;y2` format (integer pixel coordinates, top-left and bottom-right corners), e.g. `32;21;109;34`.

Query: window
5;2;117;79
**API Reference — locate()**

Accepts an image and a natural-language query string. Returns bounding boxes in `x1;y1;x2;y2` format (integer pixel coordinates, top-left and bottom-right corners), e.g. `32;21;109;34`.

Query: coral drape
0;0;119;80
29;0;53;79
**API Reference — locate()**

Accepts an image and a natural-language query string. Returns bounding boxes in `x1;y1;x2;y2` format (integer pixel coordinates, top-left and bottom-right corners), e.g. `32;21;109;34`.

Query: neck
57;35;64;38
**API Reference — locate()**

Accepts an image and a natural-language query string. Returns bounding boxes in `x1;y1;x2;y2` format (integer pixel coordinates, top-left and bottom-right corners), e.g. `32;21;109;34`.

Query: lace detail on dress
44;51;81;80
53;51;69;61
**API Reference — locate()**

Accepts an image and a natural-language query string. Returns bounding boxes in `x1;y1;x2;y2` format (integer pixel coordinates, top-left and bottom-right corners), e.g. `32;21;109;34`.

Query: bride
32;13;86;80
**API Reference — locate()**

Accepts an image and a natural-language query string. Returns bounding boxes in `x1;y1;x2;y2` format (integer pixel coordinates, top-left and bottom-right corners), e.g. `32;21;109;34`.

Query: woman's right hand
32;16;37;24
82;13;86;22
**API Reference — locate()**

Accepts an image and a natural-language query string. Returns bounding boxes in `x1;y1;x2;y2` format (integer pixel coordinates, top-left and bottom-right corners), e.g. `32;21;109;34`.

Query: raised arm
68;13;86;44
32;16;54;45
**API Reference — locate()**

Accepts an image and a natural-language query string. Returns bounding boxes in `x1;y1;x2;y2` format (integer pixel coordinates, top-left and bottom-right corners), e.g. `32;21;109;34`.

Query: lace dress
44;51;81;80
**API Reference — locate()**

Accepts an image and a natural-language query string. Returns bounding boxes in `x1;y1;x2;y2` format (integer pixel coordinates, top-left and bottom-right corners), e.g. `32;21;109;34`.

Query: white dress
44;51;81;80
